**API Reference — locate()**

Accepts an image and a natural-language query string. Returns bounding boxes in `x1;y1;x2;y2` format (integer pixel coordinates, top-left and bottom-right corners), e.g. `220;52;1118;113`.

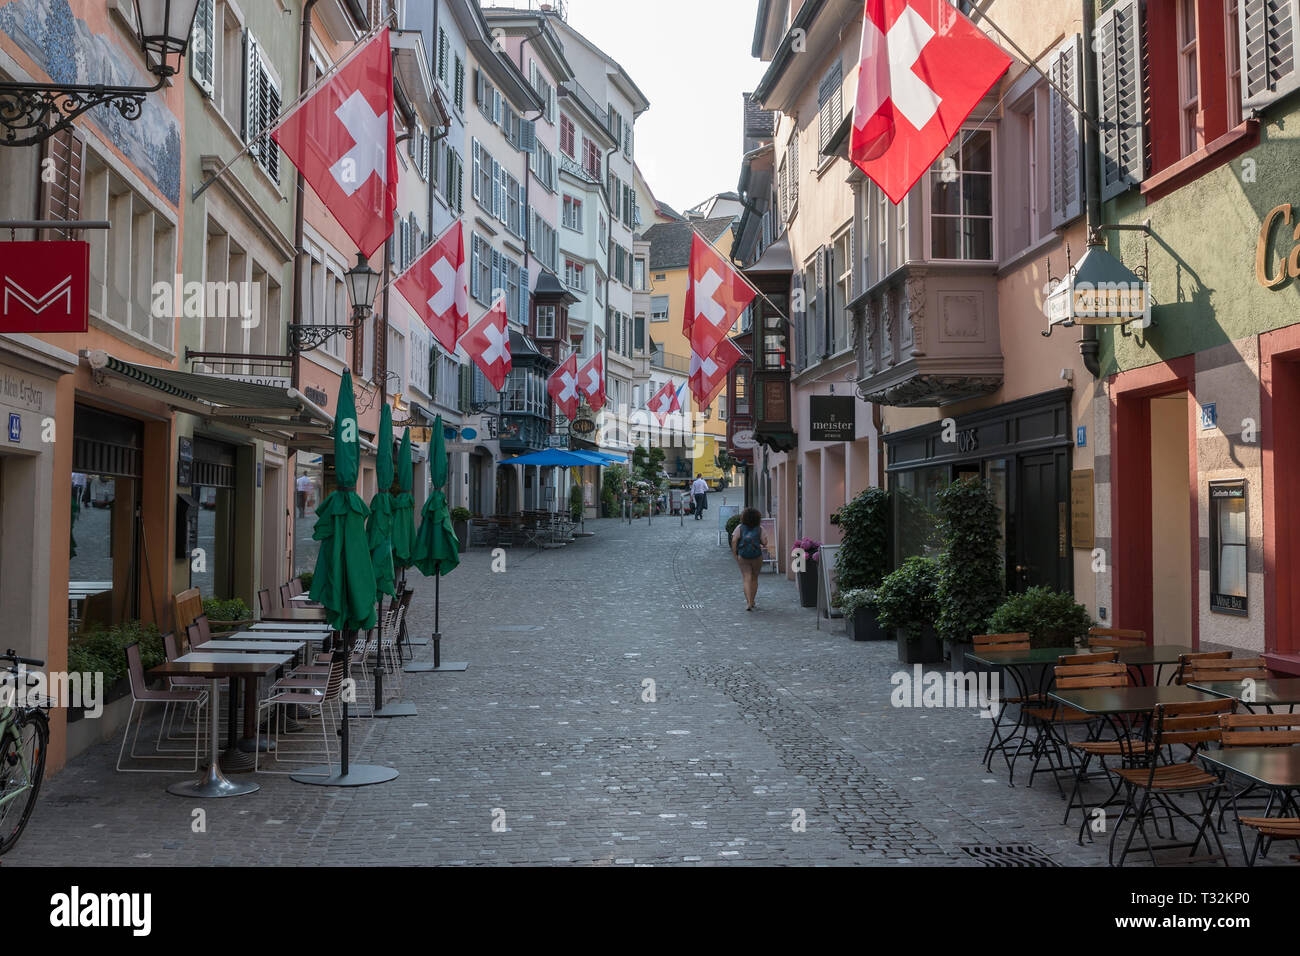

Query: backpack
737;525;763;560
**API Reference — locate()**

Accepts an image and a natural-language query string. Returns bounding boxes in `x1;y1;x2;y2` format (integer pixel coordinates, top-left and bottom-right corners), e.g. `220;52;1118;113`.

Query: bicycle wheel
0;709;48;856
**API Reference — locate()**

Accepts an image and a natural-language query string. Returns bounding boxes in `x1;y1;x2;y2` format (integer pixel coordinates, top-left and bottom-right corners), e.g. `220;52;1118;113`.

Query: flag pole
191;10;399;202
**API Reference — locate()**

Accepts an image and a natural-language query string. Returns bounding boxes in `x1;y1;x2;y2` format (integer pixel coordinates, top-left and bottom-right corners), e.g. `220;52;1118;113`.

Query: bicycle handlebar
2;649;44;668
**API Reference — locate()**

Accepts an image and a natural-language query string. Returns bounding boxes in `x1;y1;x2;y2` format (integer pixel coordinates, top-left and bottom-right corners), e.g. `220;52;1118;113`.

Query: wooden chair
172;587;203;638
1109;699;1234;866
1183;657;1270;684
1173;651;1233;684
257;588;274;619
1018;652;1120;791
972;633;1033;774
1088;627;1146;650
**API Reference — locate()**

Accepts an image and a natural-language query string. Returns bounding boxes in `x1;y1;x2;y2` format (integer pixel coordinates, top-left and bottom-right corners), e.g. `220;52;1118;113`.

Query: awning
86;353;376;454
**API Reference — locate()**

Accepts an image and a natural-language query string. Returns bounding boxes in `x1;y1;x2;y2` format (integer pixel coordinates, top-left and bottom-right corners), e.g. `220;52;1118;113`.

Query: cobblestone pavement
9;490;1271;866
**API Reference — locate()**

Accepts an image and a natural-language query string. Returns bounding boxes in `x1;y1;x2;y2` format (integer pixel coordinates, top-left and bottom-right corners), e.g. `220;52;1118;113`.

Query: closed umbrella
406;416;466;674
364;403;412;718
390;428;416;571
293;369;397;787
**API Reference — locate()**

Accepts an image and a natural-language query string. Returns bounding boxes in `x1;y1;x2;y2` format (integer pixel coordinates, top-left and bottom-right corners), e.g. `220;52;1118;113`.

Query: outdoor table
261;607;328;624
288;593;320;604
250;621;332;632
1198;748;1300;865
965;646;1076;782
1188;679;1300;711
202;640;305;654
1113;644;1198;685
149;651;293;798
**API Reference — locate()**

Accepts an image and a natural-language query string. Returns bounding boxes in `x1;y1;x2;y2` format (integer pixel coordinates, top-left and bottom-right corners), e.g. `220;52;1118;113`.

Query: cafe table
202;639;305;654
249;621;332;632
150;651;293;797
1188;679;1300;711
965;646;1077;780
1198;747;1300;865
1113;644;1198;685
260;607;328;624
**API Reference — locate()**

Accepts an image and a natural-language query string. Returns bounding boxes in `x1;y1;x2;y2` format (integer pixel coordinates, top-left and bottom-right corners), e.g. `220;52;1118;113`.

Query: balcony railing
650;348;690;374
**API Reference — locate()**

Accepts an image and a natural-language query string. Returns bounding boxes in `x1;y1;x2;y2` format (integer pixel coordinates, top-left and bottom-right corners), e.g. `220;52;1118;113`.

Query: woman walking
730;508;768;611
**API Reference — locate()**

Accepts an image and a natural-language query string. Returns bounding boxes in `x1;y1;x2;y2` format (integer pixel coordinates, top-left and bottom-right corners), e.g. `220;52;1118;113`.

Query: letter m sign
0;241;89;333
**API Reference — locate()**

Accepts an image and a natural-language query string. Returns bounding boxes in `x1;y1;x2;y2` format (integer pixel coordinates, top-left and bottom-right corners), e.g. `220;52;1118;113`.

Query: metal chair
1018;651;1118;790
972;632;1036;774
116;642;208;773
1172;651;1233;684
1088;627;1146;650
254;650;347;774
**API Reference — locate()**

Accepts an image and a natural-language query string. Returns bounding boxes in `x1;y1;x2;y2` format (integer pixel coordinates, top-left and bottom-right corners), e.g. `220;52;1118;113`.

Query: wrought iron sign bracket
0;76;167;148
287;323;358;354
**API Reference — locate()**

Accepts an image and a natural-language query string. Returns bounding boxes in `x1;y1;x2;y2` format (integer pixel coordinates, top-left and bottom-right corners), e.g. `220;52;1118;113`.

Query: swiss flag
684;233;756;358
462;298;511;391
547;353;581;422
395;221;469;353
689;339;745;411
271;29;398;257
850;0;1011;204
648;379;681;426
577;352;605;409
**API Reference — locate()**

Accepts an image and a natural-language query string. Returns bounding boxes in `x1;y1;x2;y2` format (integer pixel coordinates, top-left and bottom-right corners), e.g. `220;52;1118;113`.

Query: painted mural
0;0;182;204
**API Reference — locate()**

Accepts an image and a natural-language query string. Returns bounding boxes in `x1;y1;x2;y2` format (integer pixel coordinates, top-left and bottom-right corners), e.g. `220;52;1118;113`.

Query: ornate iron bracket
0;76;167;148
287;323;358;354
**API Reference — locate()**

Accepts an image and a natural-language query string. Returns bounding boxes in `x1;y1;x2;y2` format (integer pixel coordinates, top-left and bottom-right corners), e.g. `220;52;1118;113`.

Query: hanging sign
808;396;855;442
1044;245;1150;328
0;241;89;334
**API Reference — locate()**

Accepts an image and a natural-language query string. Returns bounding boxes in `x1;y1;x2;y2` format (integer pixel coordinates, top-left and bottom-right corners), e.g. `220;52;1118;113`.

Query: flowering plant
795;537;821;561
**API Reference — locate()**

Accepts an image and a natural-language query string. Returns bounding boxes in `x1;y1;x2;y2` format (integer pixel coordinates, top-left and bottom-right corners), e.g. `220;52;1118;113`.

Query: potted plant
451;506;472;551
935;477;1004;671
202;597;254;635
724;513;743;543
794;537;821;607
985;587;1095;649
66;621;164;722
832;487;891;642
875;556;942;664
839;588;885;641
569;485;584;523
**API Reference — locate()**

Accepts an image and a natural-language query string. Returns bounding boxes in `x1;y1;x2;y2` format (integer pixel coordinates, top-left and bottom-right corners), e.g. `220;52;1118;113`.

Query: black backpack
737;525;763;560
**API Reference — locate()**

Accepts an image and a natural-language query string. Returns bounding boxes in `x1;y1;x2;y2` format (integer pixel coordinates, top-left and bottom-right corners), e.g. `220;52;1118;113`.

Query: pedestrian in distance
731;507;768;611
691;473;708;521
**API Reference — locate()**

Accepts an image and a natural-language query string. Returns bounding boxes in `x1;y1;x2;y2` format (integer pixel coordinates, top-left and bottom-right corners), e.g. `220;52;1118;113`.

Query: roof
644;217;737;271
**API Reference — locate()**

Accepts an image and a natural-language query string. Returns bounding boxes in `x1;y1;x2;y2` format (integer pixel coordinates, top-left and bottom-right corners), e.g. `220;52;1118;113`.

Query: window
607;171;622;220
1226;0;1243;127
622;185;635;229
536;305;556;338
650;294;669;323
565;258;587;292
817;59;844;154
583;137;602;180
598;213;608;251
301;240;348;362
1178;0;1202;156
1209;480;1248;614
529;60;555;124
562;194;583;231
734;365;750;416
633;257;646;291
471;233;490;305
529;213;558;272
560;114;576;156
530;147;556;192
787;128;800;209
833;230;851;353
445;148;464;213
595;276;605;307
633;313;645;352
437;28;449;86
929;128;993;261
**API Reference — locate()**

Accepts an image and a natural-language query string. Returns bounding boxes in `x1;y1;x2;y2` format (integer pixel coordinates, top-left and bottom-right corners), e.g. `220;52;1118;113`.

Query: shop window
1210;479;1248;614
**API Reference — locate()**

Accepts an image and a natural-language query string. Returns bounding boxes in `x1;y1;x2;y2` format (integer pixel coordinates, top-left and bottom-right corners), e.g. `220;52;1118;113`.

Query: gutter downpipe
1080;0;1103;380
291;0;321;393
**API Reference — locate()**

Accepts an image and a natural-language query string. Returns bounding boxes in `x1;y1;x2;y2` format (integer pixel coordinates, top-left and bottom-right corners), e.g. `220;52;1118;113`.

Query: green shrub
67;621;164;687
298;571;313;591
725;514;743;536
601;465;628;517
450;506;472;522
202;597;253;622
838;588;878;620
985;587;1095;648
935;477;1003;645
874;556;940;642
569;484;584;522
832;487;890;593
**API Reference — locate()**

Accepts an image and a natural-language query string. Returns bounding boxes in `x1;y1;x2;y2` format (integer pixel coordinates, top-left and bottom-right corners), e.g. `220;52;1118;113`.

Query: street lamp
0;0;203;147
289;253;380;353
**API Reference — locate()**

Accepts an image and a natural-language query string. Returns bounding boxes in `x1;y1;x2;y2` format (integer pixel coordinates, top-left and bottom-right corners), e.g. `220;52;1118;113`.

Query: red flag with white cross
577;352;606;409
648;379;681;426
395;221;469;354
689;338;745;411
547;352;581;422
850;0;1011;204
461;298;511;391
271;28;398;257
684;233;756;359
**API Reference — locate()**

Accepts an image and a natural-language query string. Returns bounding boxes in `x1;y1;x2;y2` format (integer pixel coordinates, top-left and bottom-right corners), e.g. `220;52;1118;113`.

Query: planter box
897;626;943;665
797;570;819;608
948;640;975;672
454;520;469;552
848;606;888;641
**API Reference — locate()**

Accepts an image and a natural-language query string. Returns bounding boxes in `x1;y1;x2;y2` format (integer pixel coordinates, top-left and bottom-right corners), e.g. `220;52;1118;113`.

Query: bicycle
0;649;49;857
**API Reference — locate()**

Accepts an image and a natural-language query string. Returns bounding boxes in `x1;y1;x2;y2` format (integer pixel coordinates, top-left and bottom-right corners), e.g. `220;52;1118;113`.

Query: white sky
561;0;769;215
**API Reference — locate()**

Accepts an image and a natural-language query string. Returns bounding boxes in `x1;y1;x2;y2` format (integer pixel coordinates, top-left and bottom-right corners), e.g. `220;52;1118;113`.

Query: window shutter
438;29;449;84
1049;34;1084;228
39;127;84;241
243;30;260;158
1241;0;1300;109
519;119;537;154
818;60;844;153
814;251;827;358
475;69;485;109
520;267;530;323
1096;0;1146;200
263;74;281;183
455;58;465;111
190;0;215;97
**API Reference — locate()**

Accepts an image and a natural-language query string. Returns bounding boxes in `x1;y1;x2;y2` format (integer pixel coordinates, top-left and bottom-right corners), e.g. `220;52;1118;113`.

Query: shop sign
809;396;855;442
1070;469;1095;550
177;436;193;487
304;386;329;407
547;434;568;448
212;373;291;390
1257;204;1300;289
1044;245;1150;328
0;241;89;334
571;415;597;436
733;428;758;450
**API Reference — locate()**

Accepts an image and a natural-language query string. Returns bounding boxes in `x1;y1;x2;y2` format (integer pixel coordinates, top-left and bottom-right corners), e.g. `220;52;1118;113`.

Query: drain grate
681;603;702;610
491;625;545;632
958;844;1058;867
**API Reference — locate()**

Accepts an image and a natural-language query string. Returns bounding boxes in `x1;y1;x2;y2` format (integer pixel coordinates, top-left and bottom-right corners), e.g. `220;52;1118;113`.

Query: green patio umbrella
413;415;460;577
296;368;395;787
308;368;376;634
365;402;396;604
390;427;416;571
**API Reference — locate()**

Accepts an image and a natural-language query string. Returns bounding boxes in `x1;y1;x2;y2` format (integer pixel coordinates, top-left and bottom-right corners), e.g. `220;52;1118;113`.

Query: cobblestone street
9;491;1263;867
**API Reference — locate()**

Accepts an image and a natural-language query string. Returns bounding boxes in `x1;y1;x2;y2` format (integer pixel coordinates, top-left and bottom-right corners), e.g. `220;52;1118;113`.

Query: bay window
929;128;993;261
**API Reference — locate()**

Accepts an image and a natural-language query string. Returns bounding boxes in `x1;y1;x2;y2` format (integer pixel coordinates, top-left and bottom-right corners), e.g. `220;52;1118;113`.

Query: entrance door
1017;452;1068;592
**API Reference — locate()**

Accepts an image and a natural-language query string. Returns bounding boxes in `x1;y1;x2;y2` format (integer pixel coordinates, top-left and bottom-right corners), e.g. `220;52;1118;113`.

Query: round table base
167;763;260;798
290;764;398;787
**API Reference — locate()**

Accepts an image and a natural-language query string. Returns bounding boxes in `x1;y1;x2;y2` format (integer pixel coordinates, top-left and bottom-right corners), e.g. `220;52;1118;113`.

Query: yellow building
642;216;736;487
